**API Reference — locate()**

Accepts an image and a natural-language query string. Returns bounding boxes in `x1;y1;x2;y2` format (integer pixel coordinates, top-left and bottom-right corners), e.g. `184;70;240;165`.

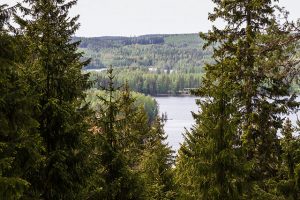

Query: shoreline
152;94;197;97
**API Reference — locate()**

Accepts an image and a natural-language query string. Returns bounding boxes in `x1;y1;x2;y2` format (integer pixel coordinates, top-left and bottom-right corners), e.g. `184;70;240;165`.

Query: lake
155;96;300;153
155;96;199;152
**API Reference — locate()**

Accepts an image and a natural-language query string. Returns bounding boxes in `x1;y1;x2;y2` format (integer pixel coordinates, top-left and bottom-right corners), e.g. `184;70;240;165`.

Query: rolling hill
75;33;212;73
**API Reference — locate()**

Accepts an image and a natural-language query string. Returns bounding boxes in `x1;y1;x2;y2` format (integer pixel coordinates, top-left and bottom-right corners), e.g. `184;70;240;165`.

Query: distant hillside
74;34;212;72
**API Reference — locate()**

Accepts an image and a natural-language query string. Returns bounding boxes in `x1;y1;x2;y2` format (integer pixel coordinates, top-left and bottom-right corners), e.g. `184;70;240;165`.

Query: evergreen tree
85;67;143;200
85;68;176;199
175;59;244;199
202;0;300;197
177;0;300;199
0;4;42;199
17;0;91;198
277;119;300;199
118;82;151;168
139;117;176;200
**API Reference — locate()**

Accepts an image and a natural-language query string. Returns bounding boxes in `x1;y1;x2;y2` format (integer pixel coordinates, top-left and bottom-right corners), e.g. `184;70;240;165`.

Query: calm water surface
155;97;199;152
155;96;300;153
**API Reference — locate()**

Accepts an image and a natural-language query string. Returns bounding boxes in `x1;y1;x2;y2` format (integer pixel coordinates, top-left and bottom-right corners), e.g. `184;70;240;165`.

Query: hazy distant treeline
75;34;213;71
89;68;203;96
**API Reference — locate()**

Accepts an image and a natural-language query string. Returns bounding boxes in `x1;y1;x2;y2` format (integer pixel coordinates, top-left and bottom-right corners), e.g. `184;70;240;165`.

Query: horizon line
74;32;201;38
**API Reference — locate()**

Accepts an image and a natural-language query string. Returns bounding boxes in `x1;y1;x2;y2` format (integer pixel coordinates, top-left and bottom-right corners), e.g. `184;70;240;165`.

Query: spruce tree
86;67;143;200
202;0;300;197
118;82;152;169
175;60;244;199
277;119;300;199
177;0;300;199
0;4;42;199
139;117;176;200
17;0;91;198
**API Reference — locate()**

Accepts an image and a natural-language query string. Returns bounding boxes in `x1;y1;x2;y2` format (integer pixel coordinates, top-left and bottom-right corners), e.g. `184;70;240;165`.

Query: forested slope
76;34;210;95
75;34;213;72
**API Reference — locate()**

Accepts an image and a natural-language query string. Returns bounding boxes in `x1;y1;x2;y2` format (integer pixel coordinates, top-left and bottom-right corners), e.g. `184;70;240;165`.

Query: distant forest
78;33;300;95
89;68;203;96
75;34;210;95
74;34;212;72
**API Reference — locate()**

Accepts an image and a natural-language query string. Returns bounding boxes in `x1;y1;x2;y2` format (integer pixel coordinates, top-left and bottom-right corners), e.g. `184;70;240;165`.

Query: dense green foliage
2;0;300;199
85;69;142;199
16;0;92;198
0;5;42;199
86;88;158;122
176;0;300;199
78;34;209;96
278;119;300;199
89;68;203;95
139;118;176;200
83;68;175;199
1;2;176;197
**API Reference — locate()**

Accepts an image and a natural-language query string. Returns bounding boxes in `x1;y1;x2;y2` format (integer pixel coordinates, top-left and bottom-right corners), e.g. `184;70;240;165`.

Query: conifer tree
118;82;152;169
139;117;176;200
177;0;300;199
175;59;244;199
17;0;91;198
117;82;176;199
0;4;42;199
277;119;300;199
85;67;143;200
204;0;300;196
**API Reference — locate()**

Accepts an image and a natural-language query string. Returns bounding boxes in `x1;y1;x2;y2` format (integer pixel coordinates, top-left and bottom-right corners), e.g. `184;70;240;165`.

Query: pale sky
3;0;300;37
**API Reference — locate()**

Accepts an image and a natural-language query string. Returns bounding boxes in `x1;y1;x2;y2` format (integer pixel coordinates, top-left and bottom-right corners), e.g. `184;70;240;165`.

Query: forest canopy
1;0;300;199
75;34;212;72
